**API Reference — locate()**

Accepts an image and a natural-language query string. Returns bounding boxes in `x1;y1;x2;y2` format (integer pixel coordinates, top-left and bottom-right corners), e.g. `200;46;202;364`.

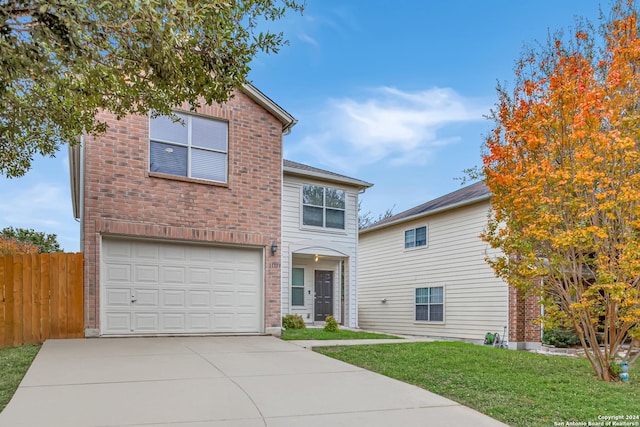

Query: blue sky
0;1;604;251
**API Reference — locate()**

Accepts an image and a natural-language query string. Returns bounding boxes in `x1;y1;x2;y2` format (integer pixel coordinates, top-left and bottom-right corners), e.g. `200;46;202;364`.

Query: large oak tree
483;0;640;381
0;0;302;177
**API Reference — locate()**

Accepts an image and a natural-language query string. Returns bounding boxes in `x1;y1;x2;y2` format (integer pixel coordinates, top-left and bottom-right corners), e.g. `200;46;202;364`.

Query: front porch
282;242;357;327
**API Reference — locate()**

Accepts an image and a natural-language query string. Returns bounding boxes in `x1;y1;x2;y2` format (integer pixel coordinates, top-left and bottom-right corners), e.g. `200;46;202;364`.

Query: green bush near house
542;328;581;348
323;316;339;332
282;314;306;330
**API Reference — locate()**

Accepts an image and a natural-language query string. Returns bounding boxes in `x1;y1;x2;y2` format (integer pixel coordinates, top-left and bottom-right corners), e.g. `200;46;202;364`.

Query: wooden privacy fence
0;253;84;348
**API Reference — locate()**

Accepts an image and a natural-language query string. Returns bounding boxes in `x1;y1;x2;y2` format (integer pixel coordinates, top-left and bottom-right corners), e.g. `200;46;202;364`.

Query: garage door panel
213;313;234;330
134;289;159;307
163;290;186;307
133;313;159;331
213;268;234;284
237;269;258;283
163;266;186;284
161;313;185;331
105;288;131;307
237;292;258;308
188;314;212;330
211;249;237;264
106;313;131;332
237;313;259;330
189;268;211;284
161;245;186;261
135;265;159;283
105;263;131;282
102;239;262;335
134;243;160;260
189;290;212;307
213;291;234;308
104;240;131;258
186;246;212;263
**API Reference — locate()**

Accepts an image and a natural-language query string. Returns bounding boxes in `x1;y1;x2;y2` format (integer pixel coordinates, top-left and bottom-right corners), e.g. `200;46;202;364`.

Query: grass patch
0;344;40;413
316;341;640;427
281;328;401;341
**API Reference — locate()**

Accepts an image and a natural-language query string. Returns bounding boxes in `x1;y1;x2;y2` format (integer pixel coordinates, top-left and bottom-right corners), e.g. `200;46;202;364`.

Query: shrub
324;315;339;332
609;362;623;379
282;314;306;330
542;328;581;348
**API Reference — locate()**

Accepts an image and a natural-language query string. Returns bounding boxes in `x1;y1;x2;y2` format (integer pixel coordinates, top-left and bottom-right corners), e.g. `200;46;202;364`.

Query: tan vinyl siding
282;175;361;327
358;201;507;340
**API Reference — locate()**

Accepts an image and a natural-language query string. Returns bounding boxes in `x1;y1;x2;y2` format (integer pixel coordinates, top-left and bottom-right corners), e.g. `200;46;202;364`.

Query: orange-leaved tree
482;0;640;381
0;237;39;255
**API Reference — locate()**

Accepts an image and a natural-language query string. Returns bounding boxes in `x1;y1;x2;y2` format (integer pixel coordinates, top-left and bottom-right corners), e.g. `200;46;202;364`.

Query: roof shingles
283;159;373;189
363;181;490;230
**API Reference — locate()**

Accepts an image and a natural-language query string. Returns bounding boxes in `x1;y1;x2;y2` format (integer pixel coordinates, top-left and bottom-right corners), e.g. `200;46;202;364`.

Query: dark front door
314;270;333;321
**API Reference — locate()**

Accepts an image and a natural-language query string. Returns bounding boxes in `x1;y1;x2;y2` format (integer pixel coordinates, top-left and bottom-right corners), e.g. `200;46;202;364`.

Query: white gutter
240;83;297;134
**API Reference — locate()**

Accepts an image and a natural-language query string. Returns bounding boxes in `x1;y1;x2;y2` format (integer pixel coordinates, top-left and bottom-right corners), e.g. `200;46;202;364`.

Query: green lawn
0;344;40;413
281;328;401;341
316;341;640;427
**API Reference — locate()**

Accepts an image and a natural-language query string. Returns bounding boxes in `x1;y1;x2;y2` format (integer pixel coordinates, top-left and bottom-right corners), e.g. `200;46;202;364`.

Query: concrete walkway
0;336;508;427
287;333;436;349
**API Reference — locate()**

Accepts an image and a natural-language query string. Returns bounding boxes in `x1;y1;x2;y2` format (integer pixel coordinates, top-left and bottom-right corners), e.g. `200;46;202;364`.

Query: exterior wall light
270;241;278;256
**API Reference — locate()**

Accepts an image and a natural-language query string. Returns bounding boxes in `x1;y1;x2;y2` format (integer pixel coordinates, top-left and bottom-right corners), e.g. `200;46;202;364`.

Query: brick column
508;281;541;349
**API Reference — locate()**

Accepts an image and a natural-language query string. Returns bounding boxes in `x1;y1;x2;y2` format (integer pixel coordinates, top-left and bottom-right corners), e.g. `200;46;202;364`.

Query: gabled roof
360;181;490;234
240;83;297;134
283;159;373;190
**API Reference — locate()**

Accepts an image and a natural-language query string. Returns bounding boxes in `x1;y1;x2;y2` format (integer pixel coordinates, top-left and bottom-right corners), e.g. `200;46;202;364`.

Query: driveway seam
186;344;268;427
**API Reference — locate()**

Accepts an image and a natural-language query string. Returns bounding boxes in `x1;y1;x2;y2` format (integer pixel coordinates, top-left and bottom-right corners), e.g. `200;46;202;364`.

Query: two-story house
358;182;541;349
69;84;371;337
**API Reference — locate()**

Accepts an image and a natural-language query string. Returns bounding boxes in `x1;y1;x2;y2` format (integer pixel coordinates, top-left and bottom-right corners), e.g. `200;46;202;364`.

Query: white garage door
101;238;263;335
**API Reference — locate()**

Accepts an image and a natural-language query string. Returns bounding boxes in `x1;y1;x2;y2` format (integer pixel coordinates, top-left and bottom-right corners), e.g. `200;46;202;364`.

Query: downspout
79;135;85;252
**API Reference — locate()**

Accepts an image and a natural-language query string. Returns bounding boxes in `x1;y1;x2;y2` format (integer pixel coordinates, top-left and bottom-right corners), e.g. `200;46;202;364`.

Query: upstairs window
302;185;346;230
404;226;427;249
149;112;228;183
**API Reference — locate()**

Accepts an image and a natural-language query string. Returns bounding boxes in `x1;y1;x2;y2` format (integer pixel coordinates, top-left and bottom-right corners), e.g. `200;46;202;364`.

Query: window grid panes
415;287;444;322
405;226;427;249
302;185;345;229
292;268;305;306
149;113;228;183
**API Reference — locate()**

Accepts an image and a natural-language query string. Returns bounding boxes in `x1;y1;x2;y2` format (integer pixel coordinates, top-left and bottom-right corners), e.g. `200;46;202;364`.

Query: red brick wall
82;90;283;333
508;282;542;346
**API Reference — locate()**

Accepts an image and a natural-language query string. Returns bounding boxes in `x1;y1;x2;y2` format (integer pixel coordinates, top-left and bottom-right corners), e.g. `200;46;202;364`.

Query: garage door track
0;336;508;426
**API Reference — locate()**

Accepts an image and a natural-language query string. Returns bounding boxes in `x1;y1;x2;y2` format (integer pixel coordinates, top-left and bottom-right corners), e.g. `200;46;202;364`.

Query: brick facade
82;90;284;333
508;281;542;349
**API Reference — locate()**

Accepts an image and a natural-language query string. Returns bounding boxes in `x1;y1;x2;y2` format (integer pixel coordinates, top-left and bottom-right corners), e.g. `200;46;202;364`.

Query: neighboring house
358;182;540;349
281;160;372;327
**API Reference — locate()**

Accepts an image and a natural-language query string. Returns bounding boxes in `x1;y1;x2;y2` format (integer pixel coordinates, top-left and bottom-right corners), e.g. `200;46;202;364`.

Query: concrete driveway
0;336;508;427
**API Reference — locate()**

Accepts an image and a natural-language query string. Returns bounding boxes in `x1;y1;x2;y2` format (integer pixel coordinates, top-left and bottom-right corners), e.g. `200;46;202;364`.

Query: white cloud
0;182;70;229
286;86;490;173
298;32;319;47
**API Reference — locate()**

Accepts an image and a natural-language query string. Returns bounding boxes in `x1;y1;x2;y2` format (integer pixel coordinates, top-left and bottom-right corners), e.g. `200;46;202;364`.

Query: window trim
301;184;347;231
149;111;229;184
414;285;445;323
291;267;305;307
404;225;428;250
